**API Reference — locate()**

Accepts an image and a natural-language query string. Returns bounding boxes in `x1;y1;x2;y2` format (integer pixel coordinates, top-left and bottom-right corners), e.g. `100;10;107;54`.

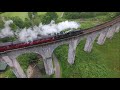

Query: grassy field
0;12;119;78
54;32;120;78
0;67;16;78
0;12;63;20
0;12;28;20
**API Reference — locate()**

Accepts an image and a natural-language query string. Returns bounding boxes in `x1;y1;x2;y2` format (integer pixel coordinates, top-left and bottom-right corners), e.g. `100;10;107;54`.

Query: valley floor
0;12;120;78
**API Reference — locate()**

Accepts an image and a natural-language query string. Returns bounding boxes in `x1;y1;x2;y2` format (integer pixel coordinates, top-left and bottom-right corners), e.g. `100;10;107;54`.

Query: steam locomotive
0;30;84;53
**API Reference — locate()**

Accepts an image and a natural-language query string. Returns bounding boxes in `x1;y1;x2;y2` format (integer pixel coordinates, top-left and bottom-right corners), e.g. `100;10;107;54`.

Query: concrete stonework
97;28;109;45
2;56;27;78
115;23;120;33
68;38;80;64
43;57;54;75
106;25;116;39
84;32;98;52
0;22;120;78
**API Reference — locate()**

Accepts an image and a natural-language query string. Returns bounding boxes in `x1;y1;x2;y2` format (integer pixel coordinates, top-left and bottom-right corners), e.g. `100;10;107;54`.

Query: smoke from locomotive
0;19;80;42
0;20;14;38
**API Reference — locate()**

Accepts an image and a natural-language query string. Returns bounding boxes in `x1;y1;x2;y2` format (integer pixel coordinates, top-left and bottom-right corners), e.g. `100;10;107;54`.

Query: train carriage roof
0;42;12;47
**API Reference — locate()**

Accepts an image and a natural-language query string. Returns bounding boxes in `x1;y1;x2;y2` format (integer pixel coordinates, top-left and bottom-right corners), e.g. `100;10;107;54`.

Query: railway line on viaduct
0;16;120;78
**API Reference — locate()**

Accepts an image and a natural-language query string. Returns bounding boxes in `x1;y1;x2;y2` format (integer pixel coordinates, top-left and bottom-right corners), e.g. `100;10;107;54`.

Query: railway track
0;15;120;53
83;15;120;34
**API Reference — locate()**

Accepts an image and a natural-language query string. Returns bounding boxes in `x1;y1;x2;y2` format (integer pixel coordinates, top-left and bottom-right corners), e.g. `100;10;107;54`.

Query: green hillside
0;12;62;20
0;12;119;78
54;32;120;78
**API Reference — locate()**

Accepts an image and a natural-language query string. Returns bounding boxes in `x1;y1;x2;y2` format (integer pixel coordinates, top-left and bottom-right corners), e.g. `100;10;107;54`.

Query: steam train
0;30;84;53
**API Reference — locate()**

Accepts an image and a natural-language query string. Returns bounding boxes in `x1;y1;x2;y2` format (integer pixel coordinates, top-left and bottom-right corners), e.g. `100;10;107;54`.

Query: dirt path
27;63;42;78
27;54;61;78
53;54;61;78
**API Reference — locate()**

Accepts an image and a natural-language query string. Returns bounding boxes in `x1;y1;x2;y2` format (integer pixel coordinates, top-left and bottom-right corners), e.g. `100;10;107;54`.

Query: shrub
28;12;38;19
24;18;32;28
28;12;33;20
63;12;109;19
63;12;81;19
0;17;4;29
41;12;58;24
17;53;38;71
28;12;42;26
115;12;120;16
56;18;66;23
0;12;5;14
32;15;42;26
10;23;19;32
0;37;16;43
10;16;24;28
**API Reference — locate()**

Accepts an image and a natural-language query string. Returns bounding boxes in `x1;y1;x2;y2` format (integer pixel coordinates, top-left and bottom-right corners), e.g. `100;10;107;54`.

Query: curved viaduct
0;16;120;78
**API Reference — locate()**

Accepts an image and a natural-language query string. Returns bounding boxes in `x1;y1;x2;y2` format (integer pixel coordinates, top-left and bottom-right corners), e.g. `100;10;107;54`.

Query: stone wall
0;21;120;78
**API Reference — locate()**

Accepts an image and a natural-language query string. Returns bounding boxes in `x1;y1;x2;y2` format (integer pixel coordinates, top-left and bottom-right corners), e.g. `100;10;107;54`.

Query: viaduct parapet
0;17;120;78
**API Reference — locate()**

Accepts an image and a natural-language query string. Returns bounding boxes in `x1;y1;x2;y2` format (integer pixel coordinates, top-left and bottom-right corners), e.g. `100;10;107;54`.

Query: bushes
63;12;81;19
0;37;16;43
41;12;58;24
28;12;59;25
10;16;24;28
24;18;32;28
17;53;38;71
0;17;4;29
63;12;109;19
0;12;5;14
32;15;42;26
1;12;59;29
10;23;18;32
28;12;42;26
115;12;120;16
28;12;38;20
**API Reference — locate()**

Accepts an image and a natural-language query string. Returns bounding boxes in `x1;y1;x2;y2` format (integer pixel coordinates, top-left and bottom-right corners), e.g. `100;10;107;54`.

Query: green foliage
17;53;38;72
28;12;38;20
0;12;5;14
0;37;16;43
54;32;120;78
115;12;120;16
32;15;42;26
27;12;42;26
56;18;66;23
104;12;120;22
0;17;4;28
10;16;24;28
63;12;109;19
24;18;32;28
0;67;16;78
37;60;44;70
63;12;81;19
28;12;33;20
10;23;18;32
80;21;99;29
41;12;58;24
0;12;120;78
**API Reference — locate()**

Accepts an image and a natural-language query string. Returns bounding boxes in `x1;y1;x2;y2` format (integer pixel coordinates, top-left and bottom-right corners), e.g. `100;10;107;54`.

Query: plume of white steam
57;21;80;32
36;20;80;36
0;19;80;43
18;28;38;42
0;20;14;38
40;24;58;36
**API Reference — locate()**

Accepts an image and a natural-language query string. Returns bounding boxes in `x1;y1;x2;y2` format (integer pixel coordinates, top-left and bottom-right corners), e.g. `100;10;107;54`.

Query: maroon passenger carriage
0;36;55;53
1;15;120;53
0;29;84;53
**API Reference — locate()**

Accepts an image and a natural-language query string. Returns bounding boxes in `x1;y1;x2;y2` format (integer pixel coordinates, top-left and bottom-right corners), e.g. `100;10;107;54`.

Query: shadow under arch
52;43;69;58
52;43;69;65
16;52;47;78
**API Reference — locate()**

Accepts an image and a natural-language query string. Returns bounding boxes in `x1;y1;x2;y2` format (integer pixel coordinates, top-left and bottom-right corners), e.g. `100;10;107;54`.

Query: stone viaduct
0;17;120;78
